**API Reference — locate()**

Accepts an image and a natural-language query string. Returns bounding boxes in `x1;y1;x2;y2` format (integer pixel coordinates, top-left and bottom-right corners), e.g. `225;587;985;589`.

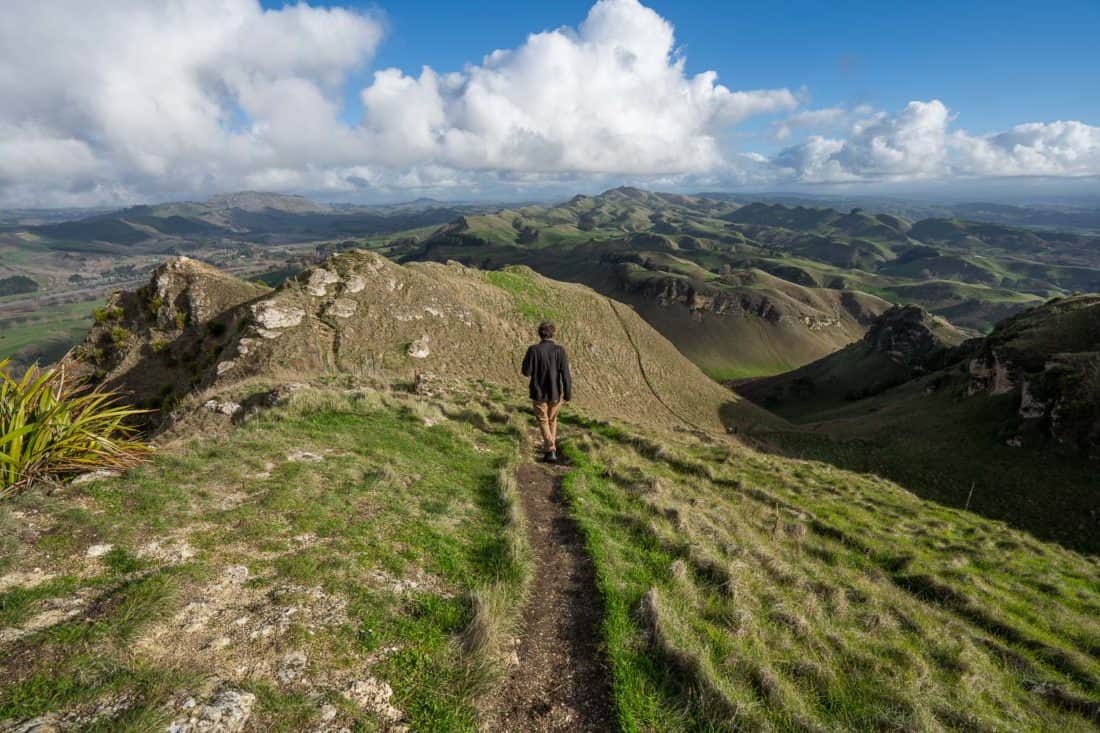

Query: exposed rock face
1018;379;1049;419
64;257;270;420
610;261;886;330
149;257;257;331
407;335;431;359
863;305;956;370
963;295;1100;457
967;351;1019;396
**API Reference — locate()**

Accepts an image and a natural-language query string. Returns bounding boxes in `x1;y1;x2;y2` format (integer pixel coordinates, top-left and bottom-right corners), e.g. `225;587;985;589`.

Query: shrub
109;326;131;346
92;305;124;324
0;358;150;496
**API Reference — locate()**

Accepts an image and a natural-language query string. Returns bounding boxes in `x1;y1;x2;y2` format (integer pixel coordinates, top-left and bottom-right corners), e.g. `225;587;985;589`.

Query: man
521;321;572;463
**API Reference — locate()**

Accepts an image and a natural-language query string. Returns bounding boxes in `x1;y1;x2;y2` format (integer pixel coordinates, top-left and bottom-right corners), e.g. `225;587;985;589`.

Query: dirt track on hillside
480;462;614;732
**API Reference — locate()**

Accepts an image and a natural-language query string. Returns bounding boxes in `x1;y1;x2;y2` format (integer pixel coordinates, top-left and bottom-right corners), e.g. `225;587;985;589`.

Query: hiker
521;321;572;463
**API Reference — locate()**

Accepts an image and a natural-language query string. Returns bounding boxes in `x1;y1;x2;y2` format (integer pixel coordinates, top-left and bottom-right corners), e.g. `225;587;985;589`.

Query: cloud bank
772;101;1100;183
0;0;1096;205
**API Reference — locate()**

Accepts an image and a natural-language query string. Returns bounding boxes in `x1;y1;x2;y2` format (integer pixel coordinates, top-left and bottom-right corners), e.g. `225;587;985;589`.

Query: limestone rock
203;400;241;416
407;335;430;359
306;268;340;297
343;677;405;728
325;298;358;319
252;302;304;330
166;688;255;733
70;469;120;487
276;651;308;683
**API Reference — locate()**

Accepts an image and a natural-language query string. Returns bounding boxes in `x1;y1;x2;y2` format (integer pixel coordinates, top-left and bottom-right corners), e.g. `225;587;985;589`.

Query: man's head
537;321;556;340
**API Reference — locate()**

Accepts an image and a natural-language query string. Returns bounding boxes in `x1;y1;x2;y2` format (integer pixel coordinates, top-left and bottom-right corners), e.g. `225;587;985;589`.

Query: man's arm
559;346;572;402
521;346;534;377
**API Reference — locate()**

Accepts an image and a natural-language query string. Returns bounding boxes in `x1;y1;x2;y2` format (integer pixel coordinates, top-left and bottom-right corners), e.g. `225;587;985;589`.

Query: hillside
65;252;772;434
8;187;1100;383
1;370;1098;730
739;305;968;419
739;295;1100;552
387;187;1100;379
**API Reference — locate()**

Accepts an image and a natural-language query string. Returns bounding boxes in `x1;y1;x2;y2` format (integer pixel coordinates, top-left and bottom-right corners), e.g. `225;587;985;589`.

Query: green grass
759;376;1100;555
556;413;1100;732
0;387;529;730
484;267;563;323
0;297;102;366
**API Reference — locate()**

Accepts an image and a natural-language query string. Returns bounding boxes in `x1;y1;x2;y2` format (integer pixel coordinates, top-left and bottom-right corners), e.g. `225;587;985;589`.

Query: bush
0;358;150;496
92;305;124;324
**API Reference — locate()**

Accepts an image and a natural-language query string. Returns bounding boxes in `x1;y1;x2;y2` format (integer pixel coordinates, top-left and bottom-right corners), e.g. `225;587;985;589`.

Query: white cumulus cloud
359;0;797;174
0;0;797;204
952;121;1100;177
771;101;1100;183
0;0;383;205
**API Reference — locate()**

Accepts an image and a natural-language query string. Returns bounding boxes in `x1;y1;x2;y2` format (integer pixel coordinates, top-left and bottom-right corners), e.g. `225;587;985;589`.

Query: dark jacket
521;339;572;403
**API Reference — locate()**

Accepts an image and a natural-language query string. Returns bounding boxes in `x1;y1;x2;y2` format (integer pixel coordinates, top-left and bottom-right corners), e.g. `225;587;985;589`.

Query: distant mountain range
5;185;1100;387
5;192;489;253
700;191;1100;233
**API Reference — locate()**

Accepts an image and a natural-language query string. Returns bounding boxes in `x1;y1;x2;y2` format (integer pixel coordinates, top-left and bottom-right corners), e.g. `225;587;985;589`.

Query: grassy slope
739;295;1100;554
199;252;774;435
0;387;530;731
1;380;1098;730
559;415;1100;732
757;372;1100;554
408;236;887;381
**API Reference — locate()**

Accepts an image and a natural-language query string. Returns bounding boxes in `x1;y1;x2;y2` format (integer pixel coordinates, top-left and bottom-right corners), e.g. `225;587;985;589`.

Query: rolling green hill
383;187;1100;380
65;252;772;434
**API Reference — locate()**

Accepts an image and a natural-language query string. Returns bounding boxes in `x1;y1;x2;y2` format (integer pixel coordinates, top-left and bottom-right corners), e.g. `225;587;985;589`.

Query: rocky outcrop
863;306;962;373
963;295;1100;457
64;257;270;419
1024;352;1100;456
967;351;1019;396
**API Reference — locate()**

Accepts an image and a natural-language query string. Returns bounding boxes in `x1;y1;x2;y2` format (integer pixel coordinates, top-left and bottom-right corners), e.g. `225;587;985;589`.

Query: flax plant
0;358;149;495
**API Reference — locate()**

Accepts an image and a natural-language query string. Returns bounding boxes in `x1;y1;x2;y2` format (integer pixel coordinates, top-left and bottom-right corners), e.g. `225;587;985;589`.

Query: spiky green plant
0;358;150;496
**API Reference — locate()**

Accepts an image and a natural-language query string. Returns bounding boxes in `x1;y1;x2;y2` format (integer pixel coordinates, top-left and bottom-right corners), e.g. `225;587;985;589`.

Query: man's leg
547;400;562;450
532;401;554;452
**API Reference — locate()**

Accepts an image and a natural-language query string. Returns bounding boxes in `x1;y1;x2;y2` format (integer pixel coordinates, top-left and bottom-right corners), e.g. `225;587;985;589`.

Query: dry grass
460;459;534;691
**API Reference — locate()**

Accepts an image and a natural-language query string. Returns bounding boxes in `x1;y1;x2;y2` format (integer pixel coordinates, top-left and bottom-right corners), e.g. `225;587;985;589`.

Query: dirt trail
481;462;614;732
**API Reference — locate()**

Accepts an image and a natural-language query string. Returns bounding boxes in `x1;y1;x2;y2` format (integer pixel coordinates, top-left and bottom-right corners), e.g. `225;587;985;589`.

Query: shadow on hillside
752;427;1099;556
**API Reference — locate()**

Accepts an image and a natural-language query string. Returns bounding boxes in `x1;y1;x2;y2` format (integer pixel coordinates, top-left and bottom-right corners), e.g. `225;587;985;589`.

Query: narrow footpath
481;461;614;732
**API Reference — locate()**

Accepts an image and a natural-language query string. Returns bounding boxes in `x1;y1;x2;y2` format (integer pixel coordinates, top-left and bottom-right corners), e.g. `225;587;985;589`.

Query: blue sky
3;0;1098;206
289;0;1100;143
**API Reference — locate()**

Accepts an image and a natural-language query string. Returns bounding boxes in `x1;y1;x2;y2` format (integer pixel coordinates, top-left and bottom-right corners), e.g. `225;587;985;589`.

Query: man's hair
537;321;556;339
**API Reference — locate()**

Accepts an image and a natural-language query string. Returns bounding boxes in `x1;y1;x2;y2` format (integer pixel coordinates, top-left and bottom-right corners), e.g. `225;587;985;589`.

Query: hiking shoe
545;450;558;463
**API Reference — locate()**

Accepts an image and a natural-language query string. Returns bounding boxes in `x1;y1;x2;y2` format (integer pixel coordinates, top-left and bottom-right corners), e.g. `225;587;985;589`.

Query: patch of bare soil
481;463;614;732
